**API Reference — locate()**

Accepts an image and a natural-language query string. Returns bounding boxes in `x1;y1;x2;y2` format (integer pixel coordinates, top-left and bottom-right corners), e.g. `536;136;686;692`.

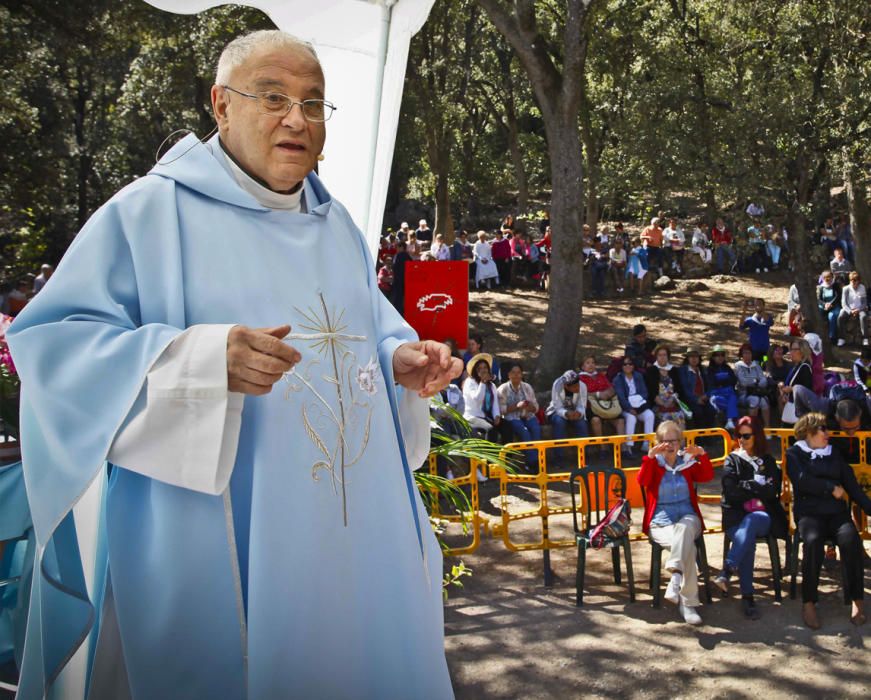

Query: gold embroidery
283;293;375;526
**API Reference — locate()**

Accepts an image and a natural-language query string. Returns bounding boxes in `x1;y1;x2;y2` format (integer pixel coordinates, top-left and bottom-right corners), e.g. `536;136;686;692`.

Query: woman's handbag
781;399;797;424
589;396;622;420
743;498;766;513
589;498;632;548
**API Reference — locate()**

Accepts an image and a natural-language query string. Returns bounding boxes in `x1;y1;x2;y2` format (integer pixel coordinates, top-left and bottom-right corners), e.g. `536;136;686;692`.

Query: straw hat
466;353;493;378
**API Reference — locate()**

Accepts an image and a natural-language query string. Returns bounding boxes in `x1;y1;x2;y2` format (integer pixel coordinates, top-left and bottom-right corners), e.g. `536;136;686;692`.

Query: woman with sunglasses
638;420;714;625
613;355;655;455
786;412;871;628
715;416;787;619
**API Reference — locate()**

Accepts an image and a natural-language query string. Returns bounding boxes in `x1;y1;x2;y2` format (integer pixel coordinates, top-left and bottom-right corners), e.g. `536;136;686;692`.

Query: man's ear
211;85;229;128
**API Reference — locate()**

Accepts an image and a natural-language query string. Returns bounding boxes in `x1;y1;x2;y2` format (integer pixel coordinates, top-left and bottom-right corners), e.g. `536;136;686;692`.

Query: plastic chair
570;465;635;607
641;486;712;608
721;529;783;601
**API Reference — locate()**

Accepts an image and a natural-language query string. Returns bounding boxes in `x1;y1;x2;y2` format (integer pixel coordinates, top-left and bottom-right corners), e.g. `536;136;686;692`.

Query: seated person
690;223;712;264
638;421;714;626
706;345;739;430
735;343;771;427
779;338;814;423
463;334;502;384
764;344;792;386
830;247;853;286
715;416;788;619
578;355;626;451
853;344;871;392
678;347;716;428
817;270;842;346
545;369;590;444
462;353;502;449
838;271;868;345
608;237;627;294
624;323;657;371
613;356;655;454
497;362;541;470
645;344;685;430
786;413;871;629
587;240;610;299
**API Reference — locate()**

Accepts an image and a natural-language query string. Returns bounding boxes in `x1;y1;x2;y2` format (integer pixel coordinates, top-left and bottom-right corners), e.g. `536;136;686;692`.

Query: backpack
829;379;866;404
588;499;632;549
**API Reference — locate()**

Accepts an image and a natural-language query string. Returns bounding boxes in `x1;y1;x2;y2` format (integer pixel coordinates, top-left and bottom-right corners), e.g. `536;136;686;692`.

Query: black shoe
742;596;760;620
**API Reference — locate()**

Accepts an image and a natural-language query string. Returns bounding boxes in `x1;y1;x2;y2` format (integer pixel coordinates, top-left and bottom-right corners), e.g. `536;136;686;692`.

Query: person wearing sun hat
679;346;716;428
706;344;739;430
461;352;502;453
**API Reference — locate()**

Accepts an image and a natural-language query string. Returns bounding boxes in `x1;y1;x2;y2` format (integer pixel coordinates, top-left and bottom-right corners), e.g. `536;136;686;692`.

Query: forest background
2;0;871;386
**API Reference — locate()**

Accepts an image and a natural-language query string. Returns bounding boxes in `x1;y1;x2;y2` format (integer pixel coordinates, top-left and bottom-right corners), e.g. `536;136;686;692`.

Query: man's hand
393;340;463;398
227;324;301;395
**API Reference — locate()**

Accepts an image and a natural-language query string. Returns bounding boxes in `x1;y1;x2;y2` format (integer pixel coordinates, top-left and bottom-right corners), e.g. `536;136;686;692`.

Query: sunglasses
737;433;754;440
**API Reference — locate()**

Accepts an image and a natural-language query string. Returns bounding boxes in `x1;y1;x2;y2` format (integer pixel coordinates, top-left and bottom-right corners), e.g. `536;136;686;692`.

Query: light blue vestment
7;135;452;699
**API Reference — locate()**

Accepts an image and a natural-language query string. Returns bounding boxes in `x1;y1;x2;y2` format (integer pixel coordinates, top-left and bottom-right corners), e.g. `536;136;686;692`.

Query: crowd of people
0;264;53;316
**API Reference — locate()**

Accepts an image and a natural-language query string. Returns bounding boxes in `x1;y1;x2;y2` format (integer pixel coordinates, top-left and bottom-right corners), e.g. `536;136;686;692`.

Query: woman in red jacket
638;420;714;625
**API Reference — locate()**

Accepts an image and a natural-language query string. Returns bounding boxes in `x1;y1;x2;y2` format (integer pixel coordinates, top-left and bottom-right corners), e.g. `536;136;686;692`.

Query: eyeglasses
661;438;680;444
737;433;754;440
222;85;337;122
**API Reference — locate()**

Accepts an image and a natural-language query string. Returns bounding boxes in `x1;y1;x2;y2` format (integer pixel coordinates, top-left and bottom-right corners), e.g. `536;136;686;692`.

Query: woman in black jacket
715;416;788;619
786;412;871;629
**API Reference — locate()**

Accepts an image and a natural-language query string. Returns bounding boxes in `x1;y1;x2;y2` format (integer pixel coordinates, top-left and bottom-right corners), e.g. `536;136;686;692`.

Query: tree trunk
433;149;454;241
585;173;599;229
787;203;830;360
536;123;585;387
504;105;529;214
845;160;871;284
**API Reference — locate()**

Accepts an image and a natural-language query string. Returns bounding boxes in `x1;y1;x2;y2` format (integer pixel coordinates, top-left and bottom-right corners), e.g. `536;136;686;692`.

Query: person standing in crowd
490;228;512;287
717;414;786;620
786;413;871;629
472;230;499;289
32;264;54;294
639;421;714;625
838;271;867;345
7;31;461;698
390;240;412;315
738;298;774;363
640;216;664;276
414;217;432;244
613;356;655;455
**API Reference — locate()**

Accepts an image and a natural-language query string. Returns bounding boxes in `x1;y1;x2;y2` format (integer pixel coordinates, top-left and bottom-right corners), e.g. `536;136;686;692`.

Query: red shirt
637;454;714;534
579;371;611;393
711;227;732;246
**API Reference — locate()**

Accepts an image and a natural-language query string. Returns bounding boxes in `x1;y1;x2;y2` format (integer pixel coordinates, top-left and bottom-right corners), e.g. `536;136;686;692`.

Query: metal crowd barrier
421;427;871;582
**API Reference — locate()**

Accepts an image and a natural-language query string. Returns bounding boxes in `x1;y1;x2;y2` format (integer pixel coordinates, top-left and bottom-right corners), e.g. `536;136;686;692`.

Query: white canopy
145;0;436;256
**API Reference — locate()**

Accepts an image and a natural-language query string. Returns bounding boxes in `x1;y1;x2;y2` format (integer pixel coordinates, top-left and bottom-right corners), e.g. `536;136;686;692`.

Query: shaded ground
443;270;870;698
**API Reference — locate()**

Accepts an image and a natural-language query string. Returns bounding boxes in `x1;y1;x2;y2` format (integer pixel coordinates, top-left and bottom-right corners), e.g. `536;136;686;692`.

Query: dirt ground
442;270;871;699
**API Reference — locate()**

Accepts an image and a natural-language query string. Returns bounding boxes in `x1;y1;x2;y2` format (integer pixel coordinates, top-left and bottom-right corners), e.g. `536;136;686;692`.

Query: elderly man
32;263;53;293
9;30;458;699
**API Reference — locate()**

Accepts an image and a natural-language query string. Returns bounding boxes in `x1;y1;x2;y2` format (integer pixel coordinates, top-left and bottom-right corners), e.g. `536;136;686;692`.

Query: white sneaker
755;267;761;273
445;469;454;481
837;338;846;347
680;603;703;626
725;419;735;430
665;573;682;605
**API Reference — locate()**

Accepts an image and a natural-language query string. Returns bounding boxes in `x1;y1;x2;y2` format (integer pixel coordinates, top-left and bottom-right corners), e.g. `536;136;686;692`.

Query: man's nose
281;102;307;129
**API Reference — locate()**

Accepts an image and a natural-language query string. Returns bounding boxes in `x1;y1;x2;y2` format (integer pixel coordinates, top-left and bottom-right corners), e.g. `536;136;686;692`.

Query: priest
8;30;459;699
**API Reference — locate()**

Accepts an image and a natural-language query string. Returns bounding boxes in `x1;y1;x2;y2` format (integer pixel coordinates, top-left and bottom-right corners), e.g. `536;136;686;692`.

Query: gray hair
215;30;320;85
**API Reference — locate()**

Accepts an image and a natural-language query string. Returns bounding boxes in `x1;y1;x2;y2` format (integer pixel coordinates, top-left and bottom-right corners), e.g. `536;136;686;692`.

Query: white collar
733;447;762;469
219;142;305;212
657;452;697;473
655;362;674;371
795;440;832;458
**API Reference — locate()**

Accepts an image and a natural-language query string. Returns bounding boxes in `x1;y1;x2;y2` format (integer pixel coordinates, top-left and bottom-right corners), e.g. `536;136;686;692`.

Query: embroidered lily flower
356;357;379;395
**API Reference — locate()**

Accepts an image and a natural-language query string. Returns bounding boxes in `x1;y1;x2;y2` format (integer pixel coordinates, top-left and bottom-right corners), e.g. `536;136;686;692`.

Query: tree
476;0;599;386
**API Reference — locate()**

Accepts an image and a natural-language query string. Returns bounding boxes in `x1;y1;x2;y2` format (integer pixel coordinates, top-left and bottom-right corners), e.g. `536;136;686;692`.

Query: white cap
419;219;428;227
400;221;409;228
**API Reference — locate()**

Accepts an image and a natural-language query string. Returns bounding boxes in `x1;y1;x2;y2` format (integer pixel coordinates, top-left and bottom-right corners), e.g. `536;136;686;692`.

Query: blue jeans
820;307;839;341
716;245;736;273
508;416;542;467
709;387;738;420
726;511;772;595
551;414;589;440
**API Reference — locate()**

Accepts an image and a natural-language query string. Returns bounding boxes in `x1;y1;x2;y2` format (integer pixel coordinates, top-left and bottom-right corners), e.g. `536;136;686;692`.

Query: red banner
404;261;469;348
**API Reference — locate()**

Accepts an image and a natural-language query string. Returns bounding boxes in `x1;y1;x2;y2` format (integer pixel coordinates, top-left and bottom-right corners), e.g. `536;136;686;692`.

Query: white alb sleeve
108;324;244;495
